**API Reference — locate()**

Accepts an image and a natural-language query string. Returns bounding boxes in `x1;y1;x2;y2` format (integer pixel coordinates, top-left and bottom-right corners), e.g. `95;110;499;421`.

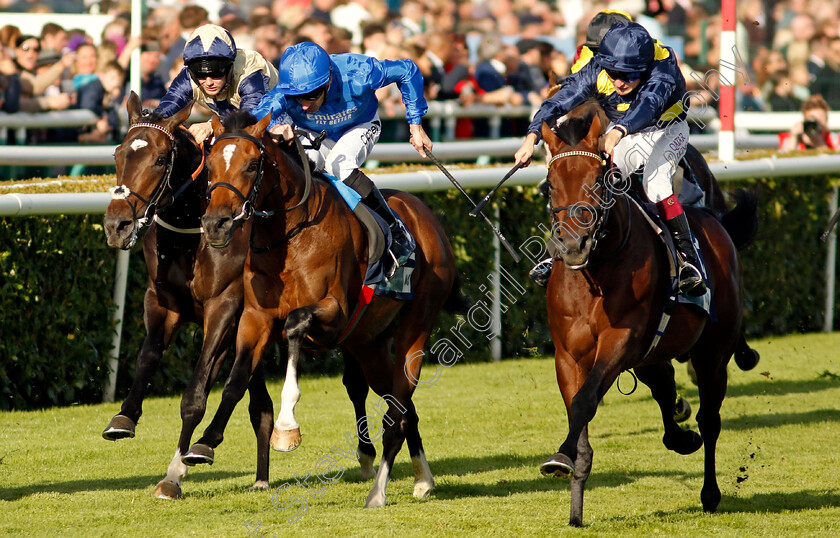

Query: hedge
0;175;836;409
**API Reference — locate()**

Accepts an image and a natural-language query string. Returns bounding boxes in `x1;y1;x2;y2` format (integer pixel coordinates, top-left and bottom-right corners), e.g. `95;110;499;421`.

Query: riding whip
426;150;521;262
469;162;525;217
821;205;840;242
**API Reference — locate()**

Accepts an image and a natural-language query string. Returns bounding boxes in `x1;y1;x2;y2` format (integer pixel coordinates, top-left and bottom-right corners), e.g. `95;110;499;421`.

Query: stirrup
678;263;706;297
529;258;553;287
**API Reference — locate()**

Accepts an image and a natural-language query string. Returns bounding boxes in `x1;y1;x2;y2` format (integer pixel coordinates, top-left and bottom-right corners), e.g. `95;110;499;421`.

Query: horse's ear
588;112;603;142
211;114;224;137
253;112;272;137
165;101;193;130
126;91;142;125
541;121;560;154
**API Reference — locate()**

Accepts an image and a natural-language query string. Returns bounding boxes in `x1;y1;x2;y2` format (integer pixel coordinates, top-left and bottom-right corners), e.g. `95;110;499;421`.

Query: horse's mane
551;99;607;147
222;110;259;133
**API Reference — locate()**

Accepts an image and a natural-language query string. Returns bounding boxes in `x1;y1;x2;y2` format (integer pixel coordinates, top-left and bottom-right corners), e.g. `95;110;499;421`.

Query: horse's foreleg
154;299;239;498
635;362;703;456
185;310;273;465
273;298;344;452
247;363;273;490
104;291;180;441
568;425;592;527
342;355;376;479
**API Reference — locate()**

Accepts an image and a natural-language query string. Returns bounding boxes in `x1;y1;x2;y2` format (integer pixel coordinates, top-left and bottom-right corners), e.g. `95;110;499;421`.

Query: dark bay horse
537;101;757;526
189;111;458;507
102;94;377;499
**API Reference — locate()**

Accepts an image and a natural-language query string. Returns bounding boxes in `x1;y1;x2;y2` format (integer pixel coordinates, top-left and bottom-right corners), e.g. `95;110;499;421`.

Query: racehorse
537;100;758;526
187;111;459;507
102;94;377;499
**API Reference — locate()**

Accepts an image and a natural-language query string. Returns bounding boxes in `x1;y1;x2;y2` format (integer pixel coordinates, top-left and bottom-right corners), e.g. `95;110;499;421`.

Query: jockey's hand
514;133;539;166
599;128;624;157
409;123;432;158
189;121;213;144
268;123;294;142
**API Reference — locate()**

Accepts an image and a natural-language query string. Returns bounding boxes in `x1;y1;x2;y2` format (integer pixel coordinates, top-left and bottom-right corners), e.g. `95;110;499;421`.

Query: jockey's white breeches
297;117;381;182
611;120;689;203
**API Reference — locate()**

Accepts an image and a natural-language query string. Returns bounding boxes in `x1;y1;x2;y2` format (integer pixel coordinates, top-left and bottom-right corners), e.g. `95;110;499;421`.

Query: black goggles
188;60;231;80
605;69;641;82
290;84;327;102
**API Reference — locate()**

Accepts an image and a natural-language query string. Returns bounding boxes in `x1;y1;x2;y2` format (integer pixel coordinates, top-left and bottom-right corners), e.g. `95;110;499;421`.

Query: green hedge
0;175;836;409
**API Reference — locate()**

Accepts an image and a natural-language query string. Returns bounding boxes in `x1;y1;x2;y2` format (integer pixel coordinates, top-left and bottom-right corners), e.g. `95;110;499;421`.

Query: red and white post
718;0;737;161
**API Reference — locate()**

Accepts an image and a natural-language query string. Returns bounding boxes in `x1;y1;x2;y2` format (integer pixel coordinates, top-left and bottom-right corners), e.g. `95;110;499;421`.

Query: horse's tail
721;188;759;250
444;274;470;313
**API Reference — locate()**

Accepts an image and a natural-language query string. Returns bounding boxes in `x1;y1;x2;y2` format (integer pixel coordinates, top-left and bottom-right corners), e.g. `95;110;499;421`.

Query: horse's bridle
109;122;196;231
207;132;312;222
546;149;631;266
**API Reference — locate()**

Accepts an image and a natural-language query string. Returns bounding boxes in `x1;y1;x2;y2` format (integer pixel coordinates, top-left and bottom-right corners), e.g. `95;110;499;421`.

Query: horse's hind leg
247;363;274;490
635;362;703;455
343;355;376;480
690;347;729;513
103;291;180;440
734;331;759;371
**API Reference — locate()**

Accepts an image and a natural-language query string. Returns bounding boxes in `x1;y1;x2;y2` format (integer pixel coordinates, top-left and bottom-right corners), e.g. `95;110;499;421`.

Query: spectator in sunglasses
515;22;706;298
253;41;433;277
155;24;278;143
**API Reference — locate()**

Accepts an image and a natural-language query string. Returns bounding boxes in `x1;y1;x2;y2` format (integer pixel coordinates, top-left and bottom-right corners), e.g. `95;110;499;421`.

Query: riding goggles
187;59;232;80
605;69;642;83
289;84;327;102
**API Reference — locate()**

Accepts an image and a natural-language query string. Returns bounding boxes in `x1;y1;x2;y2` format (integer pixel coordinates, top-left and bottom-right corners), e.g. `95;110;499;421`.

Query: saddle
317;171;416;299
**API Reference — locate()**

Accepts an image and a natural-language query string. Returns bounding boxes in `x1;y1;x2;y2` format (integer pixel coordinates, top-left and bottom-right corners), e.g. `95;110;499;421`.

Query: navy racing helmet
278;42;331;97
183;24;237;81
595;22;654;75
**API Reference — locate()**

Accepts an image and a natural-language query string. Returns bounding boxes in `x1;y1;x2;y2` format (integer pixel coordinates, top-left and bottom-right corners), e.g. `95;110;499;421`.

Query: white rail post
104;249;131;402
824;183;838;333
490;205;502;361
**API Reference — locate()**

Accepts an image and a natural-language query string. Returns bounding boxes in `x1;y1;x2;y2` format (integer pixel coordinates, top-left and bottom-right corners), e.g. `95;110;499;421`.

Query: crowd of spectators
1;0;840;144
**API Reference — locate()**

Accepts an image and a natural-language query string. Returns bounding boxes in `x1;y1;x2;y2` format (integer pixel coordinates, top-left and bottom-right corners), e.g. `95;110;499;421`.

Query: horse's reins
207;131;315;251
110;122;205;233
546;149;631;268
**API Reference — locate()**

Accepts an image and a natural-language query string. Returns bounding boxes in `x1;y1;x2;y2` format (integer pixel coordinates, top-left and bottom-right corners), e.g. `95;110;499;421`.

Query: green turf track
1;332;839;537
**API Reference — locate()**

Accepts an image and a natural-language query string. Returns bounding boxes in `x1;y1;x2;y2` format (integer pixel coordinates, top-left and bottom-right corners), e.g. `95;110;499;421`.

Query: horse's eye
155;155;167;167
248;160;259;173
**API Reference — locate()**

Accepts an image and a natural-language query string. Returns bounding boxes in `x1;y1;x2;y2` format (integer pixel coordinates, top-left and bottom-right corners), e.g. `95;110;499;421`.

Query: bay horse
102;94;377;499
537;100;758;526
188;111;458;507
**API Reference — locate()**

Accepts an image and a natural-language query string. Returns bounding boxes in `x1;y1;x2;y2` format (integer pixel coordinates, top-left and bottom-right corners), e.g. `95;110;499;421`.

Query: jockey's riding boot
346;170;414;277
664;212;707;297
529;257;553;287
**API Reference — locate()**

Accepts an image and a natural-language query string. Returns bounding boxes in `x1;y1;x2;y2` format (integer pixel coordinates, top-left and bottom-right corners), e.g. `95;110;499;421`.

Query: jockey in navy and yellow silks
155;24;278;143
515;22;705;297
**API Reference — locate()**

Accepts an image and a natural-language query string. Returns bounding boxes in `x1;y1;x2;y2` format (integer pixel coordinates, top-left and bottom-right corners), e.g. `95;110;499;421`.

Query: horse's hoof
664;428;703;455
271;427;301;452
540;452;574;478
413;480;434;499
674;397;692;423
735;347;760;371
364;489;386;508
249;480;270;491
153;480;182;500
102;415;136;440
358;452;376;480
182;443;214;466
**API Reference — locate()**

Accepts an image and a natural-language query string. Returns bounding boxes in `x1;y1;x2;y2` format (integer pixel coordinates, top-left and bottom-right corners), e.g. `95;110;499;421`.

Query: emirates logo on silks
667;198;675;205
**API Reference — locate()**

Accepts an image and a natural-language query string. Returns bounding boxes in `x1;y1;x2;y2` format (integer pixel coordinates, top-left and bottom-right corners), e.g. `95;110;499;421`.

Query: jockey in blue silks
252;41;433;275
155;24;278;143
515;21;706;297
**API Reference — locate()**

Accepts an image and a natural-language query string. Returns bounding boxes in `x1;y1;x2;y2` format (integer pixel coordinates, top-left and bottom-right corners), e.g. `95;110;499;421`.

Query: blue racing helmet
595;22;654;74
278;42;331;95
183;24;236;80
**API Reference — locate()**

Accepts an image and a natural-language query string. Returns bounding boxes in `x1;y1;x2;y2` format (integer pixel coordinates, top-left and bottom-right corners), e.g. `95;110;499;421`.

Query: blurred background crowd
0;0;838;145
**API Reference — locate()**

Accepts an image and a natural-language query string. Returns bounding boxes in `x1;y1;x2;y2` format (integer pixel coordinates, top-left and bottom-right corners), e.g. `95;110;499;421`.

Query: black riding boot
345;169;414;275
529;258;553;287
664;213;707;297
